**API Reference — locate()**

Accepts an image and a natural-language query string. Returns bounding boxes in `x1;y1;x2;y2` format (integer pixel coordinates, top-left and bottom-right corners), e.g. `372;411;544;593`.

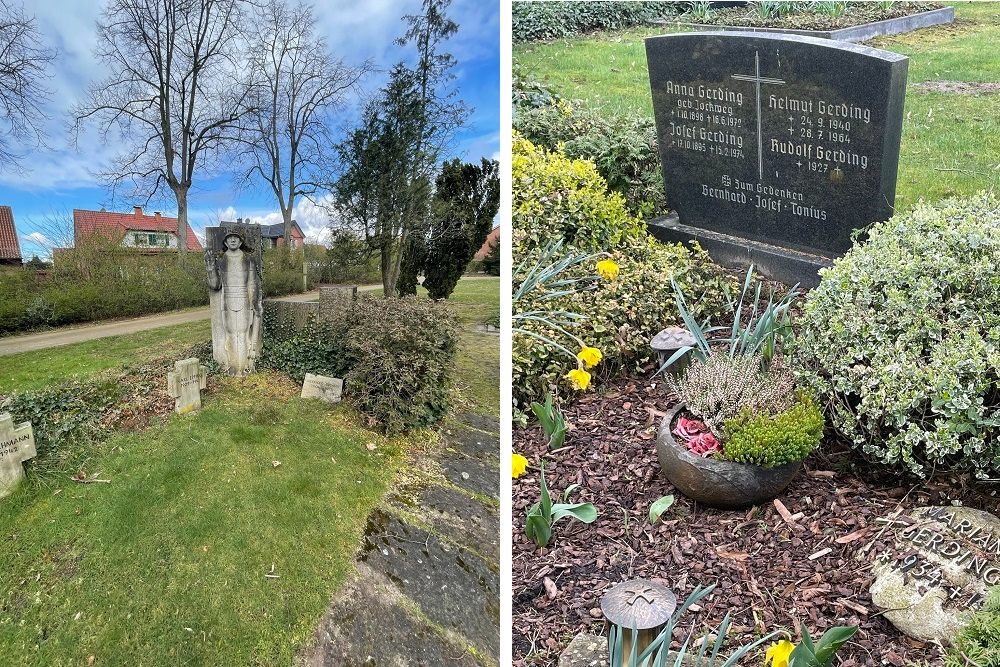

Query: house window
130;231;172;247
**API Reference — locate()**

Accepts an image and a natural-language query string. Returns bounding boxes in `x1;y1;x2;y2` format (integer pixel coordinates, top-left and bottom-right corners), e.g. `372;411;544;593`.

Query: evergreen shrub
792;194;1000;477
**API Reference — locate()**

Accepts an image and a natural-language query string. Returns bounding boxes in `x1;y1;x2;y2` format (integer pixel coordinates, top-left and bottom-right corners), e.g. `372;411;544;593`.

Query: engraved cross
732;50;786;179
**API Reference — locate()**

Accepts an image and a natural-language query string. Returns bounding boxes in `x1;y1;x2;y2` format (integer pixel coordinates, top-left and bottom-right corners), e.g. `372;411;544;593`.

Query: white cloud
21;231;52;247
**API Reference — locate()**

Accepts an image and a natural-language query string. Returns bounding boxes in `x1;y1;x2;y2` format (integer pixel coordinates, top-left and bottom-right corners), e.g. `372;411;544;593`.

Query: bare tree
23;208;76;256
0;0;54;169
73;0;255;255
239;0;369;246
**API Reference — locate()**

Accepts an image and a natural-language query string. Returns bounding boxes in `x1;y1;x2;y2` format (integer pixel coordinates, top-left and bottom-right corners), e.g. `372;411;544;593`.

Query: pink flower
673;416;708;439
672;415;721;457
685;432;721;457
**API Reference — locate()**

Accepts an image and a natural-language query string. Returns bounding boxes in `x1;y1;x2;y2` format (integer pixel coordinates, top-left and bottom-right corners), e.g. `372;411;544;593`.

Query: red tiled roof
474;226;500;260
73;207;203;250
0;206;21;261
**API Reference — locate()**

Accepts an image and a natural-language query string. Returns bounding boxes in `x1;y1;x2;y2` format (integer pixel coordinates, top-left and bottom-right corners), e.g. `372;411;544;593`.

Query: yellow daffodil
596;258;619;280
764;640;795;667
564;368;591;390
577;346;603;369
512;453;528;479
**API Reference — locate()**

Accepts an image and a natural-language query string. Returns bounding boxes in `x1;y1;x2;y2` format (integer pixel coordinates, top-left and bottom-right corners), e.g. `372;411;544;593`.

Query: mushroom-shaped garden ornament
601;578;678;663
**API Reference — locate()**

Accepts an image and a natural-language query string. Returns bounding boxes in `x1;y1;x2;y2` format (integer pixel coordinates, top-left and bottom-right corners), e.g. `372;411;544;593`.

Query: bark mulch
512;374;997;667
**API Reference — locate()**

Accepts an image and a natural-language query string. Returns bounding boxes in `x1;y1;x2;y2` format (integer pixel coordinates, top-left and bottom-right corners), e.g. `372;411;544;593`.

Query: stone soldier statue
205;224;263;375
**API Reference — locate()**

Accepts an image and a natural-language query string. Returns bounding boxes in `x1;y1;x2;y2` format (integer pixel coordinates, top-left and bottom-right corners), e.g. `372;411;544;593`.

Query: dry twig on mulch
512;373;994;667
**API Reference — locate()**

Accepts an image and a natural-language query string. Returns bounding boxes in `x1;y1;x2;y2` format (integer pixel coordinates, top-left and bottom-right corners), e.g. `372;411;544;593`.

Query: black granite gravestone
645;32;907;286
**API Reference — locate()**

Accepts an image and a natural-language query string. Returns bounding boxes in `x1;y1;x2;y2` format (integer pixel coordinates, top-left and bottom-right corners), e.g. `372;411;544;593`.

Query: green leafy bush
262;297;459;434
792;193;1000;477
514;99;665;217
723;393;824;467
262;246;308;297
947;587;1000;667
512;1;679;42
259;311;351;384
481;239;501;276
345;297;459;434
512;136;733;405
513;134;644;251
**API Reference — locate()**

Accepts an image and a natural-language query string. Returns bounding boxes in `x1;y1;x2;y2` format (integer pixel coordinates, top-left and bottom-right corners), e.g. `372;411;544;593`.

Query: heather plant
668;355;795;438
792;193;1000;477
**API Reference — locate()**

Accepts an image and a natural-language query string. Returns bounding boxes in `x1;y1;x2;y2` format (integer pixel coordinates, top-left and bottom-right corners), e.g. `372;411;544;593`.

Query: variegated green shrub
792;193;1000;477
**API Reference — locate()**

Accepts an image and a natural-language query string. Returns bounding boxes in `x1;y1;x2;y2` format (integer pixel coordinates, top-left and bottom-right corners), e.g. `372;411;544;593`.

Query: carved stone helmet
219;224;256;253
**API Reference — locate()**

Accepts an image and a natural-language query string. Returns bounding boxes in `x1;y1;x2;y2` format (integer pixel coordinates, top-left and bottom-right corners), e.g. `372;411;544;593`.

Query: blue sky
4;0;500;259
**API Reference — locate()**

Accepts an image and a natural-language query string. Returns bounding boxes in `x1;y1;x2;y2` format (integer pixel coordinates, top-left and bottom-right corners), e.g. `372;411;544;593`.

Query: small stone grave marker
870;506;1000;642
301;373;343;403
167;358;208;414
0;413;36;498
645;32;908;285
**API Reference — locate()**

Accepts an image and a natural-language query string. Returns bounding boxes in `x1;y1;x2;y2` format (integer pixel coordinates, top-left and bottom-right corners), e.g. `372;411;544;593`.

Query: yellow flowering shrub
513;134;735;406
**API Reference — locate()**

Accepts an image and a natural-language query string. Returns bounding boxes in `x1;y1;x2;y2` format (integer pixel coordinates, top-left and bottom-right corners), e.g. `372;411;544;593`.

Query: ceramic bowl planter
655;403;801;510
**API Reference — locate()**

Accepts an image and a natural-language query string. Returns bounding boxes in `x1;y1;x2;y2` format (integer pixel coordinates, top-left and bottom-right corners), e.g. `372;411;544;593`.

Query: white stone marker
167;358;209;414
301;373;344;403
870;505;1000;642
0;413;36;498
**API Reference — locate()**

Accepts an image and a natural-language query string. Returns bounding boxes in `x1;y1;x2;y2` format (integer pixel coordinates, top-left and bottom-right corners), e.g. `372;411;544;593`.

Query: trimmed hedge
512;1;679;42
0;239;307;334
792;193;1000;478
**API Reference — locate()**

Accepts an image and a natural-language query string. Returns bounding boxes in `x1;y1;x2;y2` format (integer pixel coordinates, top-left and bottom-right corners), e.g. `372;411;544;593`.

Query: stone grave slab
415;483;500;559
299;562;482;667
0;413;36;498
870;506;1000;642
645;32;907;286
439;452;499;500
361;511;499;659
446;426;500;462
166;358;208;414
301;373;343;403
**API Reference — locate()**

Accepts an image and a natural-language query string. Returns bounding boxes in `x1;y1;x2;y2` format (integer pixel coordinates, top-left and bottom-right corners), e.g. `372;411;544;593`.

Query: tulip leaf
648;494;676;523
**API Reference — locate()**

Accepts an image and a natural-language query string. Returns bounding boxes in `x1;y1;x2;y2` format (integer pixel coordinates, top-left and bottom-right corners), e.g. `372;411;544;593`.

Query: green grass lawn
0;320;211;394
0;276;499;665
370;276;501;326
0;375;407;666
514;2;1000;211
